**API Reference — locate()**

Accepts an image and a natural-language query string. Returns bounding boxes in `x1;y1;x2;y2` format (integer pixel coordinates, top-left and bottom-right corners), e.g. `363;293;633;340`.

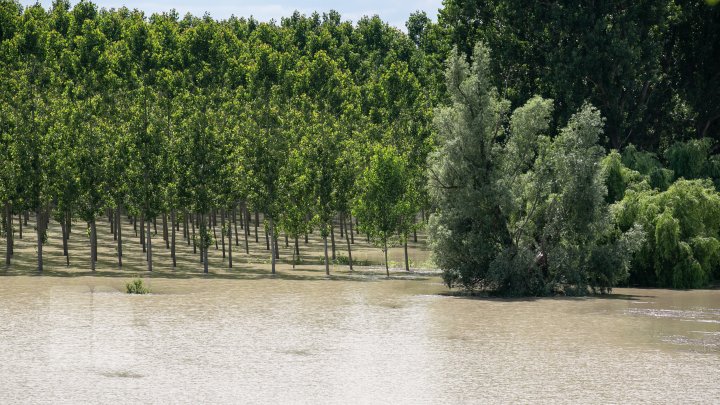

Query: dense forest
1;0;719;295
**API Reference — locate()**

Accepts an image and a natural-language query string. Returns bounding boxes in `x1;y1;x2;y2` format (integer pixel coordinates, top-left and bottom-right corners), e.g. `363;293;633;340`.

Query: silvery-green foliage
428;43;510;290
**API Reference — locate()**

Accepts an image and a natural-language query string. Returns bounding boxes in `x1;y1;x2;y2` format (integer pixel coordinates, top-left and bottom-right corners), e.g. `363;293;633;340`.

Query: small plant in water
126;278;150;294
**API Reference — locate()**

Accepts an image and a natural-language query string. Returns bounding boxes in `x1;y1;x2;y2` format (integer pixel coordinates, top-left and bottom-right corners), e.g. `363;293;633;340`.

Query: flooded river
0;276;718;404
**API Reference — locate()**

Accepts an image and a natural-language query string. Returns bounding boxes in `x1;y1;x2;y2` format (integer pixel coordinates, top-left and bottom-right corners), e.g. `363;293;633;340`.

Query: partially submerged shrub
126;279;149;294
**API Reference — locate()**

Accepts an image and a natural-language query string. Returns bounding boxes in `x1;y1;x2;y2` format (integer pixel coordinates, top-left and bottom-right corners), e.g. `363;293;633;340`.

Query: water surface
1;276;718;404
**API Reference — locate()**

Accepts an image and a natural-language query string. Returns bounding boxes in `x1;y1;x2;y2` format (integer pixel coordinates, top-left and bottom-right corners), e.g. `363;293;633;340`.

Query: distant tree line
1;0;719;294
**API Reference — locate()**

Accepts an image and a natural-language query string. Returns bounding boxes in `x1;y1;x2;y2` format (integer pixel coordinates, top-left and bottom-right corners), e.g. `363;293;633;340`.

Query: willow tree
427;44;511;290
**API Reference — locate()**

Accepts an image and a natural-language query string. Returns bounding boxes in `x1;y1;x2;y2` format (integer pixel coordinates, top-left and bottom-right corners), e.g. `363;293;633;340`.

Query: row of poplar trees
0;1;436;275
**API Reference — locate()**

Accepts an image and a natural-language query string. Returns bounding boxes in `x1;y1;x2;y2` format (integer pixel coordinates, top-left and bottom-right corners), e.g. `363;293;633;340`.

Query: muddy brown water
0;275;718;404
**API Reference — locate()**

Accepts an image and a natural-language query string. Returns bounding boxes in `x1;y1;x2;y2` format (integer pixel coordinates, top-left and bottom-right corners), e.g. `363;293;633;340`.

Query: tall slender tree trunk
140;214;146;253
285;232;288;248
36;210;43;272
163;212;169;249
269;216;276;275
349;214;354;244
90;220;97;272
404;236;410;272
330;222;336;260
6;203;12;264
227;211;232;269
65;210;71;265
254;211;259;243
323;233;330;276
202;213;208;273
147;218;153;272
61;215;68;260
18;213;22;239
117;205;123;267
274;232;279;260
113;208;118;241
294;236;299;268
384;239;389;277
339;213;344;238
192;213;196;253
66;210;71;240
93;217;98;263
243;204;250;255
265;221;270;250
233;206;239;246
171;209;176;268
221;210;226;258
345;216;353;271
213;212;218;250
200;214;210;274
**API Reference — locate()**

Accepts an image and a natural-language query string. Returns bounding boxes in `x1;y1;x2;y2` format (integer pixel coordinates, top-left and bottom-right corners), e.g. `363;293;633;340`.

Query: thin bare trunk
117;205;123;267
36;210;43;272
163;212;169;249
344;216;353;271
324;224;330;276
90;220;97;272
202;213;209;273
254;211;259;243
404;236;410;272
269;216;276;275
200;214;210;274
171;209;176;268
330;222;336;260
243;204;250;255
233;206;239;246
140;213;146;253
192;213;196;253
227;210;233;269
221;210;226;258
349;214;354;244
147;218;153;272
384;239;389;277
